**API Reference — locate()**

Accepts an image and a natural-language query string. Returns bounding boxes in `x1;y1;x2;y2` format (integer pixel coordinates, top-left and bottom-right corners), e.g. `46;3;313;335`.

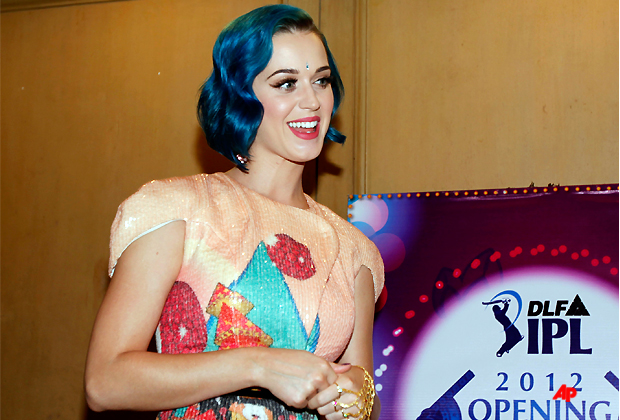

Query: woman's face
250;31;334;165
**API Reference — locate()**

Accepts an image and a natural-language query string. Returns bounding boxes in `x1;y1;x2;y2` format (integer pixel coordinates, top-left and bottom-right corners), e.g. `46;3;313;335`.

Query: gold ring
337;396;359;409
335;382;343;398
333;400;341;411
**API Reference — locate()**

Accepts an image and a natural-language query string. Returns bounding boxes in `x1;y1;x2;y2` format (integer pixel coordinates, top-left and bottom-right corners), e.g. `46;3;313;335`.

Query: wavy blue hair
197;4;345;170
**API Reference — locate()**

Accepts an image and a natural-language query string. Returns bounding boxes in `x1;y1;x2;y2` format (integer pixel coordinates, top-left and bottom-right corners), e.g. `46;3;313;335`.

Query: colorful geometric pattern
214;302;273;349
206;242;319;353
206;283;254;317
158;281;208;354
156;394;318;420
265;234;316;280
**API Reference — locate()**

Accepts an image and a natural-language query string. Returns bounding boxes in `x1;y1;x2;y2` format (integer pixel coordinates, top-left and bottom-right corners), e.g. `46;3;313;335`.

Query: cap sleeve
356;234;385;302
309;200;386;302
108;177;199;277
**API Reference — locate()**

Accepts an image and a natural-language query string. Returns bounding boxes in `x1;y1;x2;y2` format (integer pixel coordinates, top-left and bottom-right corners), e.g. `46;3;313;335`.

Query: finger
308;362;338;394
316;399;339;416
304;387;319;403
308;382;342;410
331;363;352;374
325;368;339;387
324;410;340;420
325;410;352;420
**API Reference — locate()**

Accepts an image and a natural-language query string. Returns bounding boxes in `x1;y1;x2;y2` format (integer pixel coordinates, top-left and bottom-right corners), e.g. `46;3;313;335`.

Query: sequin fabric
158;394;318;420
109;173;384;419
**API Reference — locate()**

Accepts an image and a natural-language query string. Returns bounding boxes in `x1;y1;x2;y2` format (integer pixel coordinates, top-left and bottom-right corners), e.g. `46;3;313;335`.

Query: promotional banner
348;185;619;420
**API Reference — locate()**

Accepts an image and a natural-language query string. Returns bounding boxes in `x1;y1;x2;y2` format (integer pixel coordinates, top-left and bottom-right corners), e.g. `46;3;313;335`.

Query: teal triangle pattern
205;242;317;352
305;316;320;353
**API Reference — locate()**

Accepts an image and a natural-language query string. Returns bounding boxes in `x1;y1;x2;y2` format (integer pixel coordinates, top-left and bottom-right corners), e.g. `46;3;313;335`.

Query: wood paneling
316;0;360;216
1;0;117;13
364;0;618;194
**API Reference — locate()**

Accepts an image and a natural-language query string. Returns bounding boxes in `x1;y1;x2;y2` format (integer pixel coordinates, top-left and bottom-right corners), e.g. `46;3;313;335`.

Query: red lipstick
287;116;320;140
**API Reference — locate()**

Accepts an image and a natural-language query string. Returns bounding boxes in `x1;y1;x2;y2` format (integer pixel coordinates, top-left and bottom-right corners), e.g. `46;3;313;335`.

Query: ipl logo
482;290;524;357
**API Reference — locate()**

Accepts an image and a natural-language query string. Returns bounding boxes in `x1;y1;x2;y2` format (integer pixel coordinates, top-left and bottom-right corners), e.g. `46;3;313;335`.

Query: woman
85;5;384;420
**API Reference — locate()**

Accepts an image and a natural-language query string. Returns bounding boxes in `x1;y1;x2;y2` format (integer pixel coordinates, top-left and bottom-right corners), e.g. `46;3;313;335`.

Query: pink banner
349;185;619;420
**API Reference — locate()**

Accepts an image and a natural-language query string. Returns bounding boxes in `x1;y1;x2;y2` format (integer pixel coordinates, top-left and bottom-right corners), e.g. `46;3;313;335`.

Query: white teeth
288;121;318;129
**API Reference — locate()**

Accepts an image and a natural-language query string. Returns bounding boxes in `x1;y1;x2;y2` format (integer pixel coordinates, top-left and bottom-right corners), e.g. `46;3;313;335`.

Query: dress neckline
216;172;317;213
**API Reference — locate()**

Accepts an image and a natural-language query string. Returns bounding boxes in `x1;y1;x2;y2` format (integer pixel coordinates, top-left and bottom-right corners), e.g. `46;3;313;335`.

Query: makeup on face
250;32;334;164
287;116;320;140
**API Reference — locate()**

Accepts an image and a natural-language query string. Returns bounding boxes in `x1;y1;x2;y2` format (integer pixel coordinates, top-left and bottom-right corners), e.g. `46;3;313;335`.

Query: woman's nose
299;84;320;110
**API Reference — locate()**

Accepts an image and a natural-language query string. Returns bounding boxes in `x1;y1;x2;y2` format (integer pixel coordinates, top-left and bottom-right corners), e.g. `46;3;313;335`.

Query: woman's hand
252;348;351;409
309;365;367;419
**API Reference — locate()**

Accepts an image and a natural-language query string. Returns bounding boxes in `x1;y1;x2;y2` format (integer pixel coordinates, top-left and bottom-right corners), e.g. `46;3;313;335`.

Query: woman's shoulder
108;173;239;276
309;199;372;243
309;198;385;299
117;172;241;212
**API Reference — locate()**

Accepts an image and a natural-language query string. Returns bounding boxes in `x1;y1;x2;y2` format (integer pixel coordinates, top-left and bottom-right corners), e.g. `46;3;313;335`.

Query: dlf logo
526;294;592;354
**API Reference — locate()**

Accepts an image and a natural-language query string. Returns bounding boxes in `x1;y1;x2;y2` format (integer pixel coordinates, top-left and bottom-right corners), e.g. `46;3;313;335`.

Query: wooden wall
362;0;618;194
1;0;617;419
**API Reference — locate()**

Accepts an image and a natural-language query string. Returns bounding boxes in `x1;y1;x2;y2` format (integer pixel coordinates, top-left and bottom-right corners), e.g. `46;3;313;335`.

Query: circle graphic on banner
398;267;619;420
349;198;388;232
372;233;406;272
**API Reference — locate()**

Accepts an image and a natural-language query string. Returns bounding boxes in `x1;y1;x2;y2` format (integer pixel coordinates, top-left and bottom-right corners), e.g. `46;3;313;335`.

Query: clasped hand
308;365;367;420
255;348;351;409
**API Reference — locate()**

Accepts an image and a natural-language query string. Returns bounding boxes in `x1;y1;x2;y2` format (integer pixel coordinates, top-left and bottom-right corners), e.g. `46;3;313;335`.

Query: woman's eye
314;76;333;88
273;79;297;90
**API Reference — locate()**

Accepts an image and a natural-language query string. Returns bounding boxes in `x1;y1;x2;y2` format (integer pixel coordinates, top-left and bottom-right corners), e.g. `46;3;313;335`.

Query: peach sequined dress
109;173;384;420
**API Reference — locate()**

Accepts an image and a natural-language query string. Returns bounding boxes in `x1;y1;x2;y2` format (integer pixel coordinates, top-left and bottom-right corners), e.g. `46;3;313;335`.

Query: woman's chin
295;150;323;164
282;144;323;164
286;155;319;166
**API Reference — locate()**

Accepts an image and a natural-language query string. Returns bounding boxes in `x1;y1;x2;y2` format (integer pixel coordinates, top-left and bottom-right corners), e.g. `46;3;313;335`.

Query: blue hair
197;4;345;170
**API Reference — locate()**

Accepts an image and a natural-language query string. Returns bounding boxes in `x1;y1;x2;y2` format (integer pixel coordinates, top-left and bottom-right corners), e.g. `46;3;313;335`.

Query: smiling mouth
287;119;321;140
287;120;318;133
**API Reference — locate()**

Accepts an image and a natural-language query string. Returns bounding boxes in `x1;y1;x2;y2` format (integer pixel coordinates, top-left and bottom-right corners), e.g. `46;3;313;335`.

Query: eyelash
272;78;297;90
315;76;334;88
272;76;333;91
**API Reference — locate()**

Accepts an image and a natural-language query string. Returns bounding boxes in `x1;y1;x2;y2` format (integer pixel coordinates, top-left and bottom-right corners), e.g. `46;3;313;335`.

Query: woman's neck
225;161;308;209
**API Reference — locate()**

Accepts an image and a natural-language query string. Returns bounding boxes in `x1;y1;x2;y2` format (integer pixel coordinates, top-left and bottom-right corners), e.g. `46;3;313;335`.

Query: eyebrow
266;65;331;80
267;69;298;79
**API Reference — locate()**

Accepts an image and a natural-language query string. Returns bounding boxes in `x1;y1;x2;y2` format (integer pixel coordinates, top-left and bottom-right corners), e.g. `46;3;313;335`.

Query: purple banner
349;185;619;420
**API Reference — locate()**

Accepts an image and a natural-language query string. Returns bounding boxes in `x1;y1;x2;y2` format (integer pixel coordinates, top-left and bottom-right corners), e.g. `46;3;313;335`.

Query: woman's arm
308;265;382;419
85;221;340;412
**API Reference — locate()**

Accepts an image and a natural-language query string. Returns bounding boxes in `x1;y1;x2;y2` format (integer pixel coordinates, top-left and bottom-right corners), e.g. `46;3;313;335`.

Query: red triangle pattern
214;302;273;349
